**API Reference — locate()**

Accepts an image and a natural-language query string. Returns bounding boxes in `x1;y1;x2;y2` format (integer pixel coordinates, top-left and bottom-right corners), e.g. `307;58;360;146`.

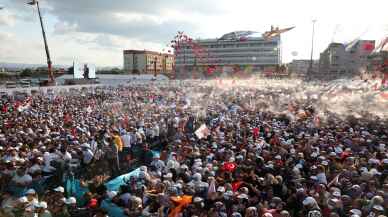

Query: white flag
195;124;210;139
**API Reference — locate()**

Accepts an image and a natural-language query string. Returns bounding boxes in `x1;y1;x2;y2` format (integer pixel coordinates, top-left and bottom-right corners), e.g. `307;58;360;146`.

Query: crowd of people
0;80;387;217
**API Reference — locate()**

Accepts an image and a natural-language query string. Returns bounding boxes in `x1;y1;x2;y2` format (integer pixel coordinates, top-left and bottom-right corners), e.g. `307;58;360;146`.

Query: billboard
73;61;84;79
87;64;96;79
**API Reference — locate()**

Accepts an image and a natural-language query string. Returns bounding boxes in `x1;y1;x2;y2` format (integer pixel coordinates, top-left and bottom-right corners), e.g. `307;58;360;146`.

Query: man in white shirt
121;131;132;150
81;145;94;165
121;131;132;162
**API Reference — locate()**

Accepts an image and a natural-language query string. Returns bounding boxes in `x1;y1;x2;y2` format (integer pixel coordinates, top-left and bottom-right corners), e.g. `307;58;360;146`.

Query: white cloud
1;0;388;65
54;21;78;34
0;12;16;26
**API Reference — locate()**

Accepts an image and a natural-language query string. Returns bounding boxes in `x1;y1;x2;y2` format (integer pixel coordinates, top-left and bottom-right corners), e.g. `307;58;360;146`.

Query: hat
35;201;48;209
349;209;362;216
26;189;36;195
54;186;64;193
224;190;234;198
310;176;318;181
65;197;77;204
329;152;337;157
302;197;316;206
237;194;248;199
372;205;384;211
18;196;28;203
217;186;226;193
231;212;242;217
193;197;203;203
164;173;173;179
107;191;117;199
240;187;249;194
332;191;341;197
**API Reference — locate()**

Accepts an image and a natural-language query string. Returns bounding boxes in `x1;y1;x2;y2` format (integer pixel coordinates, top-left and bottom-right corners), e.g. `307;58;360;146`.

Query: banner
195;124;210;139
73;61;84;79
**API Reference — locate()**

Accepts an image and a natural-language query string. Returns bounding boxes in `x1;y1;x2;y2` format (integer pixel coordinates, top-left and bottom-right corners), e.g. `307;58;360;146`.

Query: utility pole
308;19;317;79
28;0;54;85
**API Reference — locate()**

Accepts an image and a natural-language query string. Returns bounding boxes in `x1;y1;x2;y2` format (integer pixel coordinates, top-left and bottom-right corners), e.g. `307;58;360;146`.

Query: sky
0;0;387;67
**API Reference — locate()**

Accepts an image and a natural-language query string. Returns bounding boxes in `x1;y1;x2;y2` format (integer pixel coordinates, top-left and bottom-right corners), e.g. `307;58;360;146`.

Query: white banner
195;124;210;139
87;64;96;79
73;61;84;79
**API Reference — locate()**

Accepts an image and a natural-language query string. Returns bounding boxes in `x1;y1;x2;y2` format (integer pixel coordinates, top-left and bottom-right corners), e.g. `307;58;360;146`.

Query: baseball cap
54;186;64;193
35;201;48;209
18;196;28;203
302;197;316;206
217;186;225;193
26;189;36;195
65;197;77;205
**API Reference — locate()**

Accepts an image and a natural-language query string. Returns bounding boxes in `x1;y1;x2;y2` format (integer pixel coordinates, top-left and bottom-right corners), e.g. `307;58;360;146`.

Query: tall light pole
28;0;55;85
308;19;317;77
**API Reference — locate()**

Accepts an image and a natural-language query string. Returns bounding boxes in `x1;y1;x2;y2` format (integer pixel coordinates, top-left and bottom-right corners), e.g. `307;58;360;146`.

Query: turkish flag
207;67;215;75
232;181;244;192
223;162;237;172
252;127;260;138
363;42;375;51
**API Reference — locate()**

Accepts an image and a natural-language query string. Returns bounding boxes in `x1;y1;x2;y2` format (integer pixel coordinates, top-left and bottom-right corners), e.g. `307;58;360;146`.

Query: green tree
20;68;33;77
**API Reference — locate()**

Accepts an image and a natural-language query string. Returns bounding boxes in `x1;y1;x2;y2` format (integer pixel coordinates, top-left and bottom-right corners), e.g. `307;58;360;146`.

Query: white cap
80;143;90;149
372;205;384;211
18;196;28;203
107;191;117;199
217;186;226;193
302;197;316;206
54;186;64;193
332;191;341;197
35;201;48;209
349;209;362;216
237;194;248;199
65;197;77;204
193;197;204;203
26;189;36;195
164;173;173;179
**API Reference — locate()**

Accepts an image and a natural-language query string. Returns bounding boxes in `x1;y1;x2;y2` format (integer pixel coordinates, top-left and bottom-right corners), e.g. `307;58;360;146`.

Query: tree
20;68;33;77
67;66;74;74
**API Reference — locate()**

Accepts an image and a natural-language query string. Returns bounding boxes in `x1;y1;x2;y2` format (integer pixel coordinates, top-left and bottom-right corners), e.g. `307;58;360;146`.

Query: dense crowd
0;80;387;217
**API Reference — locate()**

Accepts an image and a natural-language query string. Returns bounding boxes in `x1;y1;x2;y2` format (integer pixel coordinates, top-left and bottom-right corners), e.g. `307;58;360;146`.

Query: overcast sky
0;0;387;67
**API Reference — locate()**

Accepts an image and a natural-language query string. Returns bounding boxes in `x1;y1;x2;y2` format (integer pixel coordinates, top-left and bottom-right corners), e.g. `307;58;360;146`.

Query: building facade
123;50;174;75
316;40;375;80
174;32;281;75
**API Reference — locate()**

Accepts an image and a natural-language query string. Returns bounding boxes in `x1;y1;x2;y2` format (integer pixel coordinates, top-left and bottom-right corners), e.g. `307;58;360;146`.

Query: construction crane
28;0;55;86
